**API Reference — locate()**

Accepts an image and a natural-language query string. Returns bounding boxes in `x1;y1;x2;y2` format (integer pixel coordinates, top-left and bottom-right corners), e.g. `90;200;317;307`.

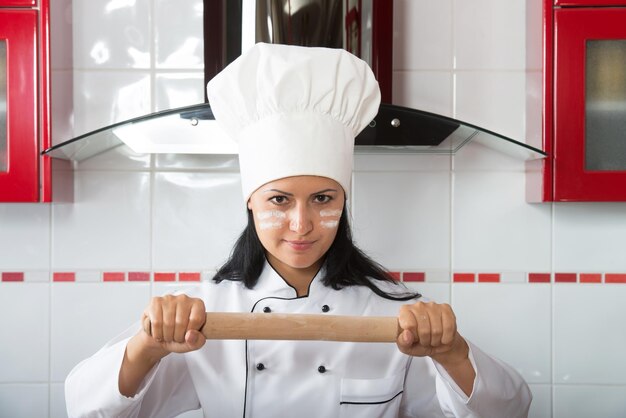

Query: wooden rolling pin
143;313;401;343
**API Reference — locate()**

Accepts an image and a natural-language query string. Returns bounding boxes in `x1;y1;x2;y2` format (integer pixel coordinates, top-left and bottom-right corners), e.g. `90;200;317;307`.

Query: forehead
257;175;343;194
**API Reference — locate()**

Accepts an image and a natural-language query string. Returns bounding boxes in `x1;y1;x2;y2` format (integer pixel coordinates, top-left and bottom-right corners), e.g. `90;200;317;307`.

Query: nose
289;204;313;234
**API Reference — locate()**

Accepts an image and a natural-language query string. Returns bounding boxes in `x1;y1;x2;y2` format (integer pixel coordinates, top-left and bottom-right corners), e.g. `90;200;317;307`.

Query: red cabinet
0;0;51;202
531;1;626;201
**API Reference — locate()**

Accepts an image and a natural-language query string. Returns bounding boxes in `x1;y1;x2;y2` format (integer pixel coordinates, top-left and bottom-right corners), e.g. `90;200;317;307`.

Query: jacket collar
255;259;329;299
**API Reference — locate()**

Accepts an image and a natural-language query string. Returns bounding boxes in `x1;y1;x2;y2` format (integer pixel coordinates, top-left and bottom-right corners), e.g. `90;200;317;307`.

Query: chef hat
206;42;380;201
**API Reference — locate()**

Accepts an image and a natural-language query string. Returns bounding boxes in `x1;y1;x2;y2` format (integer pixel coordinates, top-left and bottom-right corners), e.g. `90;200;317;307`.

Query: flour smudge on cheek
256;210;287;230
319;209;342;229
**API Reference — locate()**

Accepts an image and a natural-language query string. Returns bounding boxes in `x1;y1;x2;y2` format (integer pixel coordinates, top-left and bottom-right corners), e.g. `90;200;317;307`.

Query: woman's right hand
140;294;207;356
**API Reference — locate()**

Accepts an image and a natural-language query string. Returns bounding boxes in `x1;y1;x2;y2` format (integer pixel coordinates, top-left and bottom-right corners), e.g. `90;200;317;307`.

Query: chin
281;254;322;270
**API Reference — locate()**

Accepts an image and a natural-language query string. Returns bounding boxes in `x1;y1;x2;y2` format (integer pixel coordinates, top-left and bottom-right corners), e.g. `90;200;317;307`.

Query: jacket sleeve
401;340;532;418
65;323;201;418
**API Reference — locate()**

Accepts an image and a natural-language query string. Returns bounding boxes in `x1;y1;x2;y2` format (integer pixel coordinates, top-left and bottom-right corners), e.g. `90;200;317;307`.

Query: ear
247;200;252;211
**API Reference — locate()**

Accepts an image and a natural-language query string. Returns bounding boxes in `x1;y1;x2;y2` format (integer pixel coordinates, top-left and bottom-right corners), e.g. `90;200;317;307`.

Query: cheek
319;208;342;230
255;210;287;230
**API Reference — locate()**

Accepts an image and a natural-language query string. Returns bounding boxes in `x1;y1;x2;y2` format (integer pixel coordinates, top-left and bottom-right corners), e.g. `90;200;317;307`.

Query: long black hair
213;208;421;301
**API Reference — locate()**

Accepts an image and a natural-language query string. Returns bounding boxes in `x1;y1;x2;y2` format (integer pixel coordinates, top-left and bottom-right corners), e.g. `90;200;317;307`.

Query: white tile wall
452;170;552;271
554;285;626;385
51;171;151;270
393;0;453;71
152;172;247;270
453;0;526;70
0;384;48;417
50;283;150;381
50;383;67;418
154;0;204;69
154;73;206;110
73;71;151;135
554;385;626;418
352;169;451;271
0;204;50;270
528;384;552;418
452;284;551;384
454;71;527;141
392;71;453;117
553;203;626;272
73;0;151;69
0;284;49;382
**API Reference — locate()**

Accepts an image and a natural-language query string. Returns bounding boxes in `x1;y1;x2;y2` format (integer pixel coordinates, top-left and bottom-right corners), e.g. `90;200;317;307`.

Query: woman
65;43;531;417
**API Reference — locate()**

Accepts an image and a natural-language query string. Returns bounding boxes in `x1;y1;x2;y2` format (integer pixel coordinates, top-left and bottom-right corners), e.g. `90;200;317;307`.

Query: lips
285;240;316;251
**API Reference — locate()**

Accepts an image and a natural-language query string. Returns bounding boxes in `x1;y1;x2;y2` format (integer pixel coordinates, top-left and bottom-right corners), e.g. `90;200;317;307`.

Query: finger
396;329;414;349
440;304;457;346
142;313;151;336
416;312;431;347
188;299;206;331
398;305;419;343
161;296;176;343
148;299;164;342
429;308;443;347
185;329;206;351
174;302;191;343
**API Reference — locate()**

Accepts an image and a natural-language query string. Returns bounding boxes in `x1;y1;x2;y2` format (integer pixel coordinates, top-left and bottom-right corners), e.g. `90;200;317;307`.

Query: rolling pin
143;313;401;343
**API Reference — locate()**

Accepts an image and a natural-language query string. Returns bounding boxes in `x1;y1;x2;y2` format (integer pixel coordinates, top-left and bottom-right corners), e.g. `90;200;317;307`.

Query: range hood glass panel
43;103;547;161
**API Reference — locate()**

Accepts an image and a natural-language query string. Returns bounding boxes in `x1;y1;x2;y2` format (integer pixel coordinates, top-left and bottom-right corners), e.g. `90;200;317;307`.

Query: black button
263;306;271;313
321;305;330;313
256;363;265;371
318;365;326;373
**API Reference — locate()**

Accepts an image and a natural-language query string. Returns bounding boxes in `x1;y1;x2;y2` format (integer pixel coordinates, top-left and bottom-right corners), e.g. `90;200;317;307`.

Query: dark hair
213;209;421;301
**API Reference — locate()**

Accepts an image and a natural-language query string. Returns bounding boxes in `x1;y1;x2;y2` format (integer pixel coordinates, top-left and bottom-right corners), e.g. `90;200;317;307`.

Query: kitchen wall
1;0;625;417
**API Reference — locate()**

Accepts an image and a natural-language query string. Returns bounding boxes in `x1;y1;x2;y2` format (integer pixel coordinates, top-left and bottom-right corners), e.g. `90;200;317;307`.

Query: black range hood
42;103;546;161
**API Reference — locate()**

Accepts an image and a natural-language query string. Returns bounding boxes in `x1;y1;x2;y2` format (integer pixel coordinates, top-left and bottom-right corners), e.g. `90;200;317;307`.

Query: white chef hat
206;42;380;201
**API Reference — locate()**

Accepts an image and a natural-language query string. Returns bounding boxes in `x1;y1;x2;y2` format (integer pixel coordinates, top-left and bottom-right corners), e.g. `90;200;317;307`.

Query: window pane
0;40;7;172
585;40;626;170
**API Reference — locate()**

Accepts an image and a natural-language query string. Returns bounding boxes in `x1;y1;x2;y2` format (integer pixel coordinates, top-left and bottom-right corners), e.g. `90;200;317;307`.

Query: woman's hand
396;301;475;396
120;295;207;397
140;294;207;355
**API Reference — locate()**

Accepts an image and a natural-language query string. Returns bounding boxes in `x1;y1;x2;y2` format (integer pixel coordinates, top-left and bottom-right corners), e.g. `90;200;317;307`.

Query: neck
266;255;323;297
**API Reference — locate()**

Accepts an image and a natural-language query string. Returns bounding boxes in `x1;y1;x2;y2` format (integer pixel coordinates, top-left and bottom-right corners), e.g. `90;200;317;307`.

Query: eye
313;194;332;204
269;195;288;205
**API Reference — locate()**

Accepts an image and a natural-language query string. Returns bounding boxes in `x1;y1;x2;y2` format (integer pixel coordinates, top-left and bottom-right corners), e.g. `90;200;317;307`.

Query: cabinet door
0;1;37;6
555;1;626;6
0;10;38;202
554;7;626;201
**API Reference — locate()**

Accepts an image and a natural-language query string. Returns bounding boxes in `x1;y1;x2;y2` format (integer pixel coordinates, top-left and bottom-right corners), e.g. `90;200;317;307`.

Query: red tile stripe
478;273;500;283
179;272;201;282
128;272;150;282
528;273;551;283
155;272;176;282
2;272;24;282
53;272;75;282
453;273;475;283
103;272;125;282
555;273;577;283
580;273;602;283
4;271;626;284
605;274;626;284
403;272;425;282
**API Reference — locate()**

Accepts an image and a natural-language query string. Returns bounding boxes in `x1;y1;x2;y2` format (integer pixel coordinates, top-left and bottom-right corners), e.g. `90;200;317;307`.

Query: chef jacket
65;262;532;418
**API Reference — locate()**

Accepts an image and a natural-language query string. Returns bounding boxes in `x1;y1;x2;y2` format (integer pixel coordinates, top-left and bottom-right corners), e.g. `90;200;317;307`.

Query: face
247;175;345;276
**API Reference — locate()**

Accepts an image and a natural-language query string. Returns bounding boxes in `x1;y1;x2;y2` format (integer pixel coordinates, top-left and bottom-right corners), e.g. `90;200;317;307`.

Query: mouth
285;240;316;251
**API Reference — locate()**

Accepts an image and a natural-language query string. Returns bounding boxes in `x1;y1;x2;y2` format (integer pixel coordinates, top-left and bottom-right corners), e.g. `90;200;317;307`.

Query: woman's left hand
396;301;476;395
396;301;467;363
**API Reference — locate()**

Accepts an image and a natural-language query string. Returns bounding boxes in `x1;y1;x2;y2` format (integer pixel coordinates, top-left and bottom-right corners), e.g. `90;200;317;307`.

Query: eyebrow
262;188;339;196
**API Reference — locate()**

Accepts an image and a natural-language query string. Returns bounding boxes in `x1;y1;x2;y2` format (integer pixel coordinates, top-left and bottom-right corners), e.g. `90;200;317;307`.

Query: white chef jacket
65;262;531;418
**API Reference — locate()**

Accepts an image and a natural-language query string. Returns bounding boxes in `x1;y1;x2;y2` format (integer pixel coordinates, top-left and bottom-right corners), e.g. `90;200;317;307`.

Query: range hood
43;103;546;162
